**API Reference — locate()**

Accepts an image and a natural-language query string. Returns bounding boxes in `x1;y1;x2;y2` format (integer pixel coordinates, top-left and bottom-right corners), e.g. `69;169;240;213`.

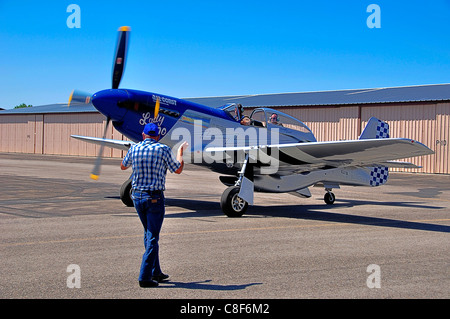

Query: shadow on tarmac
157;280;262;291
159;197;449;234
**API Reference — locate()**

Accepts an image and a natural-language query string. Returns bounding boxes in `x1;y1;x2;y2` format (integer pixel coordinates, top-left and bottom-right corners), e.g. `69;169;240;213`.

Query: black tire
120;178;134;207
220;186;248;217
324;192;335;205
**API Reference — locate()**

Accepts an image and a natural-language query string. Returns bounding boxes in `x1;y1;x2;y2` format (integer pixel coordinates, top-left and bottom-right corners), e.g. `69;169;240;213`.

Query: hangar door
435;103;449;174
0;114;43;154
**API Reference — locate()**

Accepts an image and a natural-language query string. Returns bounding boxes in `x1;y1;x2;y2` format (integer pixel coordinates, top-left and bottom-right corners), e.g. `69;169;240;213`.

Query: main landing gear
220;154;252;218
220;186;249;218
120;178;134;207
220;186;336;217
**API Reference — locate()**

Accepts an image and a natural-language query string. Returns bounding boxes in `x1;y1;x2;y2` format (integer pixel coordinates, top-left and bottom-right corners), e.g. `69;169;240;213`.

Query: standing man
121;122;188;288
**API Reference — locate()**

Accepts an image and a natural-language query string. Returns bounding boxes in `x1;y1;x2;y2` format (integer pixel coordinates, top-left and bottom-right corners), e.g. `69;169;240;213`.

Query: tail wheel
324;192;335;205
220;186;248;217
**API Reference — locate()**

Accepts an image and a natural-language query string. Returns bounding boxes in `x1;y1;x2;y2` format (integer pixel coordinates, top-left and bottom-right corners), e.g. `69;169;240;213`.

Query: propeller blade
154;97;160;120
90;117;111;180
68;89;92;106
112;26;131;89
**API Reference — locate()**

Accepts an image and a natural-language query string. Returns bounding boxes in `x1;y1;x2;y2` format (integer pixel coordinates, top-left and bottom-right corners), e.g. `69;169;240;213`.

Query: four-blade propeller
70;26;131;180
68;90;92;106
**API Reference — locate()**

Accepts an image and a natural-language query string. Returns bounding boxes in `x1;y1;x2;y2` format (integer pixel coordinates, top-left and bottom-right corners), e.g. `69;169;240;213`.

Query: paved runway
0;153;449;299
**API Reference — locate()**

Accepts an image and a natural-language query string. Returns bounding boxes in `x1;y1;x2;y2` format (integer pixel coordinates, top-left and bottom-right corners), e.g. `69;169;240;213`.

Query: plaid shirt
122;139;181;192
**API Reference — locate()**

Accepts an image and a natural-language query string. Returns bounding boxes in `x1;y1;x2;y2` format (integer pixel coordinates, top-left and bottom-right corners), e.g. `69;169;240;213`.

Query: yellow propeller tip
68;90;74;106
154;98;160;120
118;26;131;32
90;174;99;180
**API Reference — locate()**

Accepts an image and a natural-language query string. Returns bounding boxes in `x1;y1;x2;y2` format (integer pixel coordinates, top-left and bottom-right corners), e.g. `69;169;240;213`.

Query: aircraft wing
206;138;434;169
277;138;433;167
71;135;133;151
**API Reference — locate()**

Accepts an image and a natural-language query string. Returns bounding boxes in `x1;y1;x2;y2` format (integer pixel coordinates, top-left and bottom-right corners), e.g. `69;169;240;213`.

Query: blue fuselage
92;88;236;143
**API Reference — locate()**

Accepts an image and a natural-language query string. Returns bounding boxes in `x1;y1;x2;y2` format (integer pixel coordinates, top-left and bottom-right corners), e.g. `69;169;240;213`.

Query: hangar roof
187;83;450;108
0;103;96;115
1;83;449;115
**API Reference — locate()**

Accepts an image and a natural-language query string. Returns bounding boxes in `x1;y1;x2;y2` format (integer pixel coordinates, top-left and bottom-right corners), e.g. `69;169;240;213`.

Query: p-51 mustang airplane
70;27;434;217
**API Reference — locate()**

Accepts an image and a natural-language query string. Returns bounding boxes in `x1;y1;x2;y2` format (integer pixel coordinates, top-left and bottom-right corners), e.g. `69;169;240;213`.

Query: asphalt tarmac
0;153;449;299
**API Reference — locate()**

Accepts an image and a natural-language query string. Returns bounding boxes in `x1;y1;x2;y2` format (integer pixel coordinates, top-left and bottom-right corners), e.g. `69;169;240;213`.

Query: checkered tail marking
370;119;389;186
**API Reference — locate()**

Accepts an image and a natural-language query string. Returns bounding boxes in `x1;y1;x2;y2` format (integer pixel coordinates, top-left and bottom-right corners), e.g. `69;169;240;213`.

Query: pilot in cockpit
234;103;244;121
269;113;283;126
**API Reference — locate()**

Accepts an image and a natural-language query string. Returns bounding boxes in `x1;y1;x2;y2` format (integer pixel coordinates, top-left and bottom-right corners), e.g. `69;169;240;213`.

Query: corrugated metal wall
1;102;449;174
282;106;360;142
42;113;125;158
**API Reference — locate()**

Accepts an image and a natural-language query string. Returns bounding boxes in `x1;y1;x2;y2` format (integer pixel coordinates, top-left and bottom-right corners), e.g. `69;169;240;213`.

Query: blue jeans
132;190;165;281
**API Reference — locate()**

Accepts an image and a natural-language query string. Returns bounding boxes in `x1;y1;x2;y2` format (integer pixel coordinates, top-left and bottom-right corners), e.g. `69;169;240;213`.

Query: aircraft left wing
71;135;133;151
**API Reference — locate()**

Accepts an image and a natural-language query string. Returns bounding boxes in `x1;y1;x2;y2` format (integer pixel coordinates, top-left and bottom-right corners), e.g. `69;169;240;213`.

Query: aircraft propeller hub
91;89;129;122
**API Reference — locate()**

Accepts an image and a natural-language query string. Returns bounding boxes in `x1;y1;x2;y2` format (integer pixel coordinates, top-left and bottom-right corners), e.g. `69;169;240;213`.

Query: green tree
14;103;32;109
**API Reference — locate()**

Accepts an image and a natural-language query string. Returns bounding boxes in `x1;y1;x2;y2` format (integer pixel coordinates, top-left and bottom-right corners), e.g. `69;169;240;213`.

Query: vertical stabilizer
359;117;390;139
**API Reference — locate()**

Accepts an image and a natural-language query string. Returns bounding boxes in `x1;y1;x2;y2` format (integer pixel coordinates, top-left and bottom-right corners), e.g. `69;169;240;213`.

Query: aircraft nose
91;89;129;121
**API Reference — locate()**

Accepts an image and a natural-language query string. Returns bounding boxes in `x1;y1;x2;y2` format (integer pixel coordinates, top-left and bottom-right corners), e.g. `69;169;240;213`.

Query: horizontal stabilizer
374;161;422;169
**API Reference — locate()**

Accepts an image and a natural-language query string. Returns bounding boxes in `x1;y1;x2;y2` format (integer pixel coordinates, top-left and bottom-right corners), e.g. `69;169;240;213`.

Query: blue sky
0;0;449;109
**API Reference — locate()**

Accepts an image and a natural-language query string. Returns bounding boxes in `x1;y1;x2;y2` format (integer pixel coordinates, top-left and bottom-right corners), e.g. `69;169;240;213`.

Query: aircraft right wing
277;138;434;167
